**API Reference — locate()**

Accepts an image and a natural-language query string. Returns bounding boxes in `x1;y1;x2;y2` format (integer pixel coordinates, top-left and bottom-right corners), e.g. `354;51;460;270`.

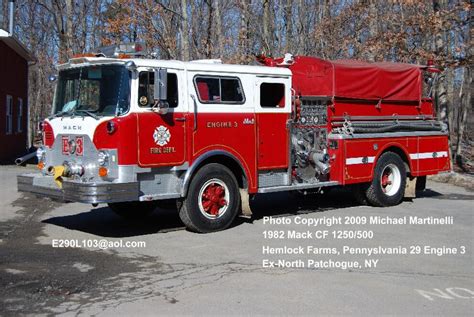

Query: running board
257;181;339;194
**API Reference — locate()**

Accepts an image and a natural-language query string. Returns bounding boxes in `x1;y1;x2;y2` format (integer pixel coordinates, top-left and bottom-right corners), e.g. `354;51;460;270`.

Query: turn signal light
37;162;45;170
98;167;108;177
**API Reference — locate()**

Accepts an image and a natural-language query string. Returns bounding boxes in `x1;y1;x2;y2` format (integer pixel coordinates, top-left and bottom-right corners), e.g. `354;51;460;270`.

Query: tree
237;0;251;63
181;0;189;61
7;0;472;170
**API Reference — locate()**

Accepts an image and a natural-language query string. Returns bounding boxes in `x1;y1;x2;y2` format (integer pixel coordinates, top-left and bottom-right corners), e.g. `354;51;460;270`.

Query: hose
351;123;444;133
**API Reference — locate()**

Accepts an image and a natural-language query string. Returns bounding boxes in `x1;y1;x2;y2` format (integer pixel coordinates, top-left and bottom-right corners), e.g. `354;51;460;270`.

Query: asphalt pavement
0;165;473;316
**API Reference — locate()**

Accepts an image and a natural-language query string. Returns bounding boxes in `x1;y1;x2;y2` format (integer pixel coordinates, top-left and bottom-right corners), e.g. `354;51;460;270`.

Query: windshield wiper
75;109;100;120
48;109;72;120
48;107;99;120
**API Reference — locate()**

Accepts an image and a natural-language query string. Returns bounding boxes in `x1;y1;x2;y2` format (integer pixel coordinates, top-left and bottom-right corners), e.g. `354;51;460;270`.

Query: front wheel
366;152;406;207
178;163;240;233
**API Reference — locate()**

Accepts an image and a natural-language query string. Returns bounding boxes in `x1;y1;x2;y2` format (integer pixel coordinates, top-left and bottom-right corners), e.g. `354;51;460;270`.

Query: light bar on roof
94;42;147;58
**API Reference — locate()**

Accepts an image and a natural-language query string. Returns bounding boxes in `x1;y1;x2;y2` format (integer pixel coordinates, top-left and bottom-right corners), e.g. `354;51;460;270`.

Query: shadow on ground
416;188;474;200
43;187;382;238
43;206;185;238
42;187;459;238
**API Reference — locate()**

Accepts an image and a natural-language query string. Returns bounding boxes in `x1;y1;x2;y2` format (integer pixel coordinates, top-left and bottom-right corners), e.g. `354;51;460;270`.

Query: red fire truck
17;44;450;232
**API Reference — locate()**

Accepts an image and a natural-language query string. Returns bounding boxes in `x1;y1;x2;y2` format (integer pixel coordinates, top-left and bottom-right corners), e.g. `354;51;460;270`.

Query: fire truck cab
18;44;450;232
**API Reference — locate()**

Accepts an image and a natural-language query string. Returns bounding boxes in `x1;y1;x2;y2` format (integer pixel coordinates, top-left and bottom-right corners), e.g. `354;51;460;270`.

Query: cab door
255;77;292;170
137;69;187;167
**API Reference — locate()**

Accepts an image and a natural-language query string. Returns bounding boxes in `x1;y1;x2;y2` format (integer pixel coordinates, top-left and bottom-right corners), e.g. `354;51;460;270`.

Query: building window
194;76;245;104
6;95;13;134
260;83;285;108
17;98;23;133
138;72;179;108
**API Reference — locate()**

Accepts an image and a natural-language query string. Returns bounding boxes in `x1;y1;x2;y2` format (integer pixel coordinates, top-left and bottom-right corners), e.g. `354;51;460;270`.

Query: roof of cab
57;57;292;77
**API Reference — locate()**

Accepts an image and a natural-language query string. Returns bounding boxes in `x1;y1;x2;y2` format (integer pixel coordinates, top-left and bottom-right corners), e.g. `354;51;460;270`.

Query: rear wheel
108;201;158;219
366;152;406;207
178;163;240;233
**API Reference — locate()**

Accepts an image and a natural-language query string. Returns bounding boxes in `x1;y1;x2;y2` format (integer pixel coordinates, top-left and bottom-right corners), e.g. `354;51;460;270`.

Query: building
0;28;34;163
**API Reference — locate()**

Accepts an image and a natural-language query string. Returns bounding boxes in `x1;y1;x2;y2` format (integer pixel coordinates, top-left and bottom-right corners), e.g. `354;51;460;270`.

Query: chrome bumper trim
17;173;139;203
17;174;64;200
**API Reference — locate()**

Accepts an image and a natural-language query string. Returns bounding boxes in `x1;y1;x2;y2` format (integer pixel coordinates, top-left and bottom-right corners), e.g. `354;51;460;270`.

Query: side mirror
155;101;169;115
152;68;168;115
154;68;167;101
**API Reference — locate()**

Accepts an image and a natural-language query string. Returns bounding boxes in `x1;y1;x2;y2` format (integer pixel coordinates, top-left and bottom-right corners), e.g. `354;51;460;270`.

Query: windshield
53;65;131;116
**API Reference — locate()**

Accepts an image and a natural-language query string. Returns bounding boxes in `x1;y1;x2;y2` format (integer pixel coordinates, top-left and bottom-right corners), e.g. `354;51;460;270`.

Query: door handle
190;95;198;131
175;117;186;122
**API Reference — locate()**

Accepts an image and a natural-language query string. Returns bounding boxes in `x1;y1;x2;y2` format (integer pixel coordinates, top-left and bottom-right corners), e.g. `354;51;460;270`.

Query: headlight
36;147;46;162
98;151;109;166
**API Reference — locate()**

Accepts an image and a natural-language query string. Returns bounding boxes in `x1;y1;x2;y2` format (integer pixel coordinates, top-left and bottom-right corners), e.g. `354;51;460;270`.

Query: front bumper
17;173;139;204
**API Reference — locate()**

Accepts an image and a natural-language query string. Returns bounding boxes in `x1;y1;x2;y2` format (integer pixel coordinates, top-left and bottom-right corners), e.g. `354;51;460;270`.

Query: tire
351;183;369;205
366;152;407;207
178;163;240;233
108;201;158;219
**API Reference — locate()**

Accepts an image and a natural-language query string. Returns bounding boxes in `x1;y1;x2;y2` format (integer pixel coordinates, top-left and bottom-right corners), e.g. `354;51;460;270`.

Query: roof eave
0;30;36;63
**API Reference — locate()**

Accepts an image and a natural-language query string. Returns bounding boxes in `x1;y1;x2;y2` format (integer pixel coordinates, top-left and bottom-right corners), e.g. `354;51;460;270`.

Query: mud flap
239;188;252;219
404;176;417;199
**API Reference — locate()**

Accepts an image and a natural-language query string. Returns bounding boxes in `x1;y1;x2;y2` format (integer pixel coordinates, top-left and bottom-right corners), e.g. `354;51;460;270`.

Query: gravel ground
1;165;473;316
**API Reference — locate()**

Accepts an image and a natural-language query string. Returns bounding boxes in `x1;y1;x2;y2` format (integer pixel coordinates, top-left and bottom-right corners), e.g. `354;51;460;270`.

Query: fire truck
17;43;450;233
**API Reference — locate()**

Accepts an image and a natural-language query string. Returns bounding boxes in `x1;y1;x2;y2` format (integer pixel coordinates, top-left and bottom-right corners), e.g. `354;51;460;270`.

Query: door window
138;72;179;108
260;83;285;108
194;76;245;104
